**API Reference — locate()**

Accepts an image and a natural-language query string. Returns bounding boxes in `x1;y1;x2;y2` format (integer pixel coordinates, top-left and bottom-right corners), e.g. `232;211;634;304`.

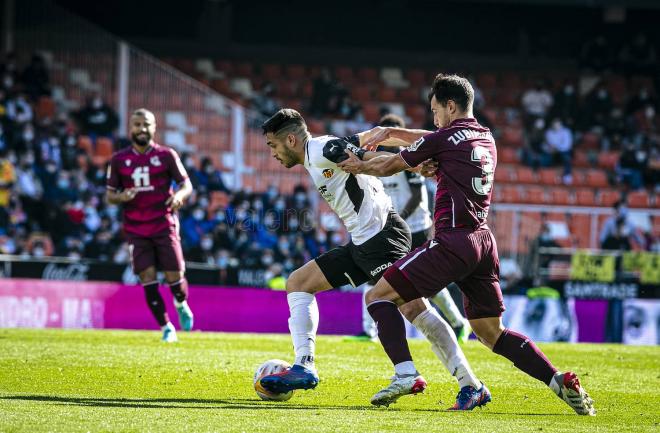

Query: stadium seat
500;127;524;147
235;63;253;77
399;87;421;104
77;135;93;155
538;168;560;185
498;147;519;164
597;151;620;170
550;187;572;205
261;63;282;81
494;165;515;183
357;67;378;82
35;96;56;120
285;64;307;80
598;189;622;206
350;86;372;103
628;190;650;208
573;150;592;168
92;137;114;166
580;132;600;150
214;60;234;75
498;185;522;203
575;189;596;206
334;66;354;83
476;72;497;89
524;186;546;204
377;87;397;102
362;102;381;123
585;169;609;188
406;69;427;87
569;214;593;248
515;167;536;184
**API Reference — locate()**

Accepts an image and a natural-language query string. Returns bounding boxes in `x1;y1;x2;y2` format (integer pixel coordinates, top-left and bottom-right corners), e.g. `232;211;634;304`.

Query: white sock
412;304;481;389
394;361;417;376
161;322;174;331
432;288;465;328
361;284;377;337
549;372;563;396
287;292;319;369
173;299;187;308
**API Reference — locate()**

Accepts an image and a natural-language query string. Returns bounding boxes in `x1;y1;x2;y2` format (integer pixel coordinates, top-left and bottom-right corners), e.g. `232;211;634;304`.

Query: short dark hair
378;113;406;128
428;74;474;112
262;108;307;135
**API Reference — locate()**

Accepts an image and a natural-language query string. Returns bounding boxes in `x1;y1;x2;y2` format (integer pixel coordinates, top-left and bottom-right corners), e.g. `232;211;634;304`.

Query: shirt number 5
471;146;494;195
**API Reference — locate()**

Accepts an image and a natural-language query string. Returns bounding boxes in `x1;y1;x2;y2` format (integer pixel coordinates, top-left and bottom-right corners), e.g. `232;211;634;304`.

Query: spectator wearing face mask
188;233;216;264
544;118;574;183
599;201;639;246
73;93;119;140
181;207;215;249
550;81;578;126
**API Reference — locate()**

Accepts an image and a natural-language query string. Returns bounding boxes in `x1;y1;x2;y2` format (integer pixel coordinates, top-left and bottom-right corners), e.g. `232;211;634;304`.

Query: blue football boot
259;364;319;394
448;384;491;410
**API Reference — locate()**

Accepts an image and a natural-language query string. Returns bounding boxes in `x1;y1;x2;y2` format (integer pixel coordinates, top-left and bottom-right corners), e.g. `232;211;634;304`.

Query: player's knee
139;267;157;283
398;298;427;322
471;323;502;350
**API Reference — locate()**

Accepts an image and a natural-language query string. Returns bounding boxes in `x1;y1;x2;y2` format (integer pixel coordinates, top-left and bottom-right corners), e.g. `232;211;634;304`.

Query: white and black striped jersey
379;170;433;233
304;135;392;245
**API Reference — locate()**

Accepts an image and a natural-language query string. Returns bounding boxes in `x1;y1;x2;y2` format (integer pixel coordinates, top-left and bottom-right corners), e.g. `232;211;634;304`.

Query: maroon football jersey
106;143;188;237
399;118;496;232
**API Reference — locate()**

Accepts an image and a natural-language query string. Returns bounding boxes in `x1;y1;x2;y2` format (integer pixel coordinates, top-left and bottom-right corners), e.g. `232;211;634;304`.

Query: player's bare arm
338;150;409;177
165;178;193;211
361;127;433;150
106;188;138;204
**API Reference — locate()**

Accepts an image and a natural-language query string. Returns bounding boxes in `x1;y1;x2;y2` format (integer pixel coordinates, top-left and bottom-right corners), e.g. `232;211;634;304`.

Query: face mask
275;201;285;211
564;86;574;95
198;197;209;208
645;107;655;119
295;192;306;202
316;233;327;243
193;210;205;220
289;218;299;230
23;131;34;142
267;187;278;199
331;233;342;244
217;256;228;268
92;98;103;109
215;212;225;222
262;255;274;266
597;89;607;99
33;247;45;257
57;179;70;189
46;164;56;173
205;166;214;174
3;76;13;88
278;241;290;251
201;238;213;250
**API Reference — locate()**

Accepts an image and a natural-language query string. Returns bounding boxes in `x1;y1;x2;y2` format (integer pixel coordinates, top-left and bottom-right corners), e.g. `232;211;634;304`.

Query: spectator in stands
626;87;657;117
0;148;14;230
251;82;279;117
645;145;660;191
550;81;578;128
544;118;573;183
618;33;657;76
599;200;638;247
191;157;229;194
310;68;336;117
21;54;50;101
5;93;34;130
73;92;119;140
617;140;646;190
523;118;551;169
582;84;612;130
521;80;553;128
601;217;632;251
187;233;216;264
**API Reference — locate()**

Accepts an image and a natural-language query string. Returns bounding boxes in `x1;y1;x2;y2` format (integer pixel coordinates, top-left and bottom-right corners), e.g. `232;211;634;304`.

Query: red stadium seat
494;165;515;183
498;147;518;164
357;67;379;82
580;132;600;150
585;169;609;188
214;60;234;75
569;214;593;248
628;191;650;208
524;186;546;204
362;102;381;123
261;63;282;80
235;63;253;77
78;135;93;155
399;87;421;104
350;86;372;104
285;64;307;80
598;189;622;206
500;127;524;147
575;189;596;206
573;150;592;168
498;185;522;203
377;87;397;103
35;96;56;120
597;151;620;170
538;168;560;185
406;69;427;87
334;66;354;83
550;187;572;205
516;166;536;184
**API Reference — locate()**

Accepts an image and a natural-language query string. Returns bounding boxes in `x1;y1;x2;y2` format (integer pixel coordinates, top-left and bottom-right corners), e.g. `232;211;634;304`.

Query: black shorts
315;211;411;287
411;227;432;249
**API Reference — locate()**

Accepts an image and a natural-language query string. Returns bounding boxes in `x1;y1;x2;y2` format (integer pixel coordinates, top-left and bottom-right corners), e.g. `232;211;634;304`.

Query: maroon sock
367;301;413;365
169;278;188;303
492;328;558;385
143;281;169;327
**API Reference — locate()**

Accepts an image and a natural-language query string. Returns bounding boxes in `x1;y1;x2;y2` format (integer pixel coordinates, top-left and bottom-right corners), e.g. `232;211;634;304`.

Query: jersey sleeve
106;156;121;191
404;170;424;185
321;137;364;166
168;149;189;184
399;132;442;167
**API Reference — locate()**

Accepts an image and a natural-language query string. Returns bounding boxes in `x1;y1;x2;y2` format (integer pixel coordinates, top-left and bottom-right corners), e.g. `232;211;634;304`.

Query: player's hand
121;188;138;202
419;159;438;177
361;126;391;151
166;193;185;211
337;150;364;174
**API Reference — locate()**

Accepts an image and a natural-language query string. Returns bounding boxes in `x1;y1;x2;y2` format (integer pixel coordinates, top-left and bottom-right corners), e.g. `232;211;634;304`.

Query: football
253;359;294;401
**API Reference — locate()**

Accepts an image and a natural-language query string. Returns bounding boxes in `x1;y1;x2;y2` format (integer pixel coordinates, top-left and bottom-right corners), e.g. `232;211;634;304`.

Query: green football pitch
0;329;658;432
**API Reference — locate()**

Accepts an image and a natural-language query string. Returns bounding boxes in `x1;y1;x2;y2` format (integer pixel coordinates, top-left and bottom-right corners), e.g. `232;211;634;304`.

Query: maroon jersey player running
106;108;194;342
338;74;595;415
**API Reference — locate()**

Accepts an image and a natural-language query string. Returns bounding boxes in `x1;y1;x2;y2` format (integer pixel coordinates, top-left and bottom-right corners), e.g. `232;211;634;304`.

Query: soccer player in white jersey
258;109;486;409
352;113;472;343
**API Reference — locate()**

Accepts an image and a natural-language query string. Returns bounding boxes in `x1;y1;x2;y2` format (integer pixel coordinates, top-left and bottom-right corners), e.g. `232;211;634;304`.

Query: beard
132;132;151;147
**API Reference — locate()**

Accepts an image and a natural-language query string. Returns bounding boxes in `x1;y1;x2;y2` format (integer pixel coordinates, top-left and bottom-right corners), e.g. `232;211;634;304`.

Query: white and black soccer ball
253;359;294;401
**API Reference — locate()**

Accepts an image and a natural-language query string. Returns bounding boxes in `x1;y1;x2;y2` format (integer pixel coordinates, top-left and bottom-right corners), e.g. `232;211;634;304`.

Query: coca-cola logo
42;263;90;281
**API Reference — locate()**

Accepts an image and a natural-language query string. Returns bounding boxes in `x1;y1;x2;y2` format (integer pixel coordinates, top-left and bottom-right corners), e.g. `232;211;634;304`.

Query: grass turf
0;329;658;432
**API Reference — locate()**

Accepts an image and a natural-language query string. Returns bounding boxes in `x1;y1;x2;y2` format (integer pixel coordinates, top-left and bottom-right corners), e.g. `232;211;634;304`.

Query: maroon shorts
127;232;185;274
383;227;505;320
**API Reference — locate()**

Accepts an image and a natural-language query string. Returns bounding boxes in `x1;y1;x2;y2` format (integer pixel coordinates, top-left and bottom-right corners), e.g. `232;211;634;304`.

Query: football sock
287;292;319;369
367;300;414;366
431;288;465;328
394;361;417;376
492;328;558;385
169;278;189;303
362;284;377;337
143;281;169;327
412;305;481;389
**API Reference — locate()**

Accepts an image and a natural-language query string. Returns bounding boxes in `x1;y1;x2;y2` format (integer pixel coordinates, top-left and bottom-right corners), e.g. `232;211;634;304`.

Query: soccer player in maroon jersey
338;74;595;415
106;109;194;342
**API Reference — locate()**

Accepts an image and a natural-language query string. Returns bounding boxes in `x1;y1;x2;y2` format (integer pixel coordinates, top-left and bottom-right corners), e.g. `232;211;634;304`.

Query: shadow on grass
0;395;565;416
